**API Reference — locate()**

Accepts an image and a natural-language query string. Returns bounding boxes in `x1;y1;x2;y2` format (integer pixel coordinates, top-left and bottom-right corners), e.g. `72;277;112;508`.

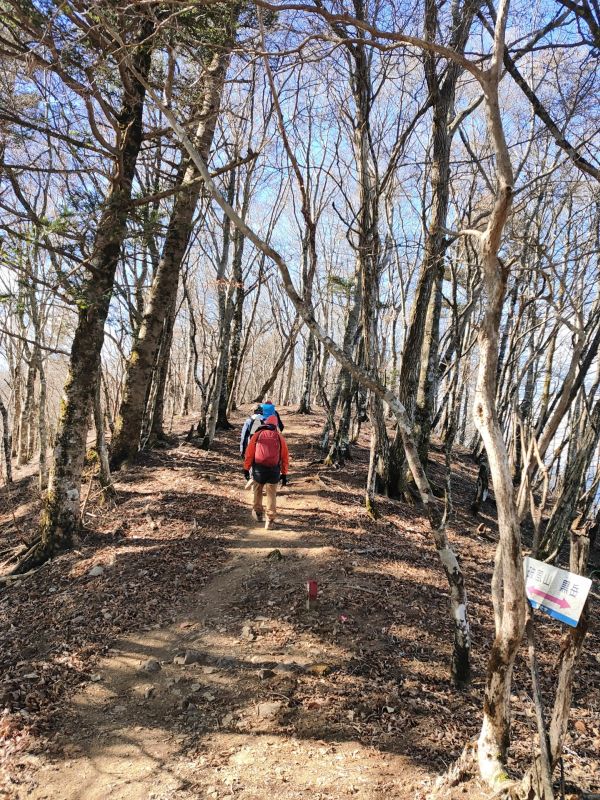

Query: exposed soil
0;410;598;799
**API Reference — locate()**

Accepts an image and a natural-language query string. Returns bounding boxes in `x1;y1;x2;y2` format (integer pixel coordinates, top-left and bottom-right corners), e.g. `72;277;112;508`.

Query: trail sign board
524;557;592;628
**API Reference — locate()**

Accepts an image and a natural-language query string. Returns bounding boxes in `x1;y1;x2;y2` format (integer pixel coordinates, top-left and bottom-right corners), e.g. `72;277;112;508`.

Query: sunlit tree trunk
0;397;12;485
15;16;155;572
94;367;113;495
473;9;528;779
37;352;48;492
297;333;316;414
148;290;178;444
225;221;247;415
17;347;36;467
348;26;389;510
110;29;235;468
391;0;479;492
10;357;21;460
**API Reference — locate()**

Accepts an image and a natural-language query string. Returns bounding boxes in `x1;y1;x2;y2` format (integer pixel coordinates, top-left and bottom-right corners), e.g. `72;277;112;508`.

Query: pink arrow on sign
528;586;571;609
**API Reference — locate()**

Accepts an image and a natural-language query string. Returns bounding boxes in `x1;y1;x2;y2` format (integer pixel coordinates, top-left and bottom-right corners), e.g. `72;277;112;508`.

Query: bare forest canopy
0;0;599;797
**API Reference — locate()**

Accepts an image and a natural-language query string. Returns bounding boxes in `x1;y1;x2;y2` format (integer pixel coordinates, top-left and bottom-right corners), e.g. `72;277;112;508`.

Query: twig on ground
0;564;44;584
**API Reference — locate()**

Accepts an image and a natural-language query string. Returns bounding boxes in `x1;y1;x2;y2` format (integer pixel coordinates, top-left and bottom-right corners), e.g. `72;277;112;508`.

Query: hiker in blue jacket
240;405;263;456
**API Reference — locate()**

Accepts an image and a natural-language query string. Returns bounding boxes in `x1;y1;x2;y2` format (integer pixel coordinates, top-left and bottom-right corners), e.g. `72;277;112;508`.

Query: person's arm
279;434;289;475
244;433;258;472
240;420;249;455
276;410;284;431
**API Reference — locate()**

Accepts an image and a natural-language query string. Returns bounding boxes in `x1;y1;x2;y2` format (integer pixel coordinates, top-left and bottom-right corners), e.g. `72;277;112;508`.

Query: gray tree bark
94;367;114;496
37;352;48;492
391;0;480;491
147;289;178;444
15;14;155;571
110;27;235;468
0;397;12;485
17;346;36;467
297;333;316;414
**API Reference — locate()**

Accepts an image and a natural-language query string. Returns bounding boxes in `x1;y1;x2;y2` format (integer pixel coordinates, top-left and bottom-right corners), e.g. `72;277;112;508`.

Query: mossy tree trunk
15;16;155;572
110;27;235;468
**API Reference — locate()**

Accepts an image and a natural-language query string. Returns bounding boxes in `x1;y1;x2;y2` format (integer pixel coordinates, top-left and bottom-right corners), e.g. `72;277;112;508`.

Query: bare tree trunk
11;359;21;459
203;165;250;447
37;353;48;492
14;16;155;572
548;529;591;766
321;279;362;453
0;397;13;484
229;257;266;411
297;333;316;413
102;374;115;438
474;12;528;780
110;30;234;468
18;350;36;467
539;397;600;560
252;317;301;403
347;27;390;511
219;198;251;426
225;224;246;414
180;319;194;416
391;0;479;490
415;265;444;461
27;360;39;463
203;340;231;447
94;367;113;495
209;170;239;436
283;340;296;407
148;290;178;444
536;302;562;428
366;395;390;516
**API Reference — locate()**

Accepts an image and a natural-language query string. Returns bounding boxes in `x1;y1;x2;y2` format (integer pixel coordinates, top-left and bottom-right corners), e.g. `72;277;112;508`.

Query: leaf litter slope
0;411;598;799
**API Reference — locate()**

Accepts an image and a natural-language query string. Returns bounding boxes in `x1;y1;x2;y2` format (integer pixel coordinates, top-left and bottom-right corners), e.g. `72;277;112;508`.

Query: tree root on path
0;564;44;584
7;538;59;576
364;494;380;520
428;741;554;800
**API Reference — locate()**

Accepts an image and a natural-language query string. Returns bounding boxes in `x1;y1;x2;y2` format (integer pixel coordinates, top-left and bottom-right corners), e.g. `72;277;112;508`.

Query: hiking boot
264;517;275;530
252;510;264;522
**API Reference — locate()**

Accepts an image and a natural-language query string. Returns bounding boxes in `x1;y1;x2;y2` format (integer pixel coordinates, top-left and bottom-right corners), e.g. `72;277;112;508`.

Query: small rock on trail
256;700;283;718
173;649;203;665
140;658;161;673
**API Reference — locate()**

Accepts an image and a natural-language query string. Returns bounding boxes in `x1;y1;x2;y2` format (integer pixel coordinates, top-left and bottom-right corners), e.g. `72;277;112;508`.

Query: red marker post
306;580;318;610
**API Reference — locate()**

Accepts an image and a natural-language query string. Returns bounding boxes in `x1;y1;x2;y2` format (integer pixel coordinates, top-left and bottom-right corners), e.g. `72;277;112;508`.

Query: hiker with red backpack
243;413;289;529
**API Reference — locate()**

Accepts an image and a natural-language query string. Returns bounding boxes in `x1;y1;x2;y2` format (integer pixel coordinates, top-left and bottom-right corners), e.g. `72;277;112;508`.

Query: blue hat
261;402;276;419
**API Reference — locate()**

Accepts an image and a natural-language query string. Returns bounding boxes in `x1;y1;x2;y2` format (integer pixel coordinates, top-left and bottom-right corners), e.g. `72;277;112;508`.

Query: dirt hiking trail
2;411;599;800
24;498;422;800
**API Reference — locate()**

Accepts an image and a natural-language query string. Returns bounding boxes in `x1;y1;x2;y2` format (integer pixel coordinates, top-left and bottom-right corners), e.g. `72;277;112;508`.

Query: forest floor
0;409;599;800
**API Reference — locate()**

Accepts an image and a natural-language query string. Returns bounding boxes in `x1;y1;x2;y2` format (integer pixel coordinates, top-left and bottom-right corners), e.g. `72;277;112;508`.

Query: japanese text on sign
523;557;592;627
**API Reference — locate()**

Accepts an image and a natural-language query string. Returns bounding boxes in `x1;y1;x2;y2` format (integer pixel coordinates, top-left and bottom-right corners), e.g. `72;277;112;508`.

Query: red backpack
254;427;281;467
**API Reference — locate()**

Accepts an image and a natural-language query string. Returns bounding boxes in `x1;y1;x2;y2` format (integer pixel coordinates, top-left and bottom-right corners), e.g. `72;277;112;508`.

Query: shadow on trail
6;409;599;799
